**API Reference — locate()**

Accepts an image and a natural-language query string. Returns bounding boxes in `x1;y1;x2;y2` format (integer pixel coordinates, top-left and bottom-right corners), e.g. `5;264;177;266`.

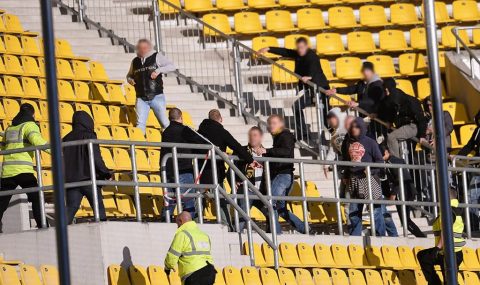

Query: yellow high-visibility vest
432;199;466;253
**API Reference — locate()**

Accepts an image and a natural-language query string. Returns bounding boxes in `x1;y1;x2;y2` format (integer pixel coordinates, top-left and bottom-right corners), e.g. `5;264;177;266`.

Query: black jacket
380;155;417;199
459;127;480;156
129;52;164;100
264;129;296;177
378;89;428;138
160;121;200;179
197;119;253;182
336;78;385;114
268;47;329;89
62;111;111;183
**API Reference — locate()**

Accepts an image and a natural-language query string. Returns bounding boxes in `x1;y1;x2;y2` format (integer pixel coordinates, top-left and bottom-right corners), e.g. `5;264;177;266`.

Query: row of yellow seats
202;2;479;36
0;264;59;285
244;242;480;272
0;54;116;83
0;12;37;36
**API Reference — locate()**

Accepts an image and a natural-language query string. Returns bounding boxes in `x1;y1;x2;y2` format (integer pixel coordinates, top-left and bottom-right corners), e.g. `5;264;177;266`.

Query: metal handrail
453;26;480;79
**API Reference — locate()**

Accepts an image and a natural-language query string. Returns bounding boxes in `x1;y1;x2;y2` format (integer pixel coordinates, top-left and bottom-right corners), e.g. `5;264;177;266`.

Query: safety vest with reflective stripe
2;122;48;178
432;199;466;253
164;221;214;281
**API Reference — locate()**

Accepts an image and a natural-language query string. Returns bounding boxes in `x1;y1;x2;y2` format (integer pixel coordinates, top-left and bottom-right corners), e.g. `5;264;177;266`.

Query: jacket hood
72;111;94;132
327;107;347;134
350;117;367;139
138;50;156;59
12;104;36;126
367;74;382;85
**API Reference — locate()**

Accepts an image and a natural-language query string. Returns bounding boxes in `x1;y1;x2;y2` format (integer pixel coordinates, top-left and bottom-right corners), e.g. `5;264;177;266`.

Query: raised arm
155;53;176;74
264;47;298;59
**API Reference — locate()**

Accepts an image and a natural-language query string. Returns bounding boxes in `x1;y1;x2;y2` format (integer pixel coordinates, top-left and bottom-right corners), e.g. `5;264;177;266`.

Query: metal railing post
430;169;438;217
243;181;255;266
193;158;203;224
332;164;344;235
210;147;222;224
78;0;85;23
161;157;171;223
152;0;163;53
172;147;183;213
264;161;279;269
462;170;472;239
34;149;47;228
398;168;409;237
366;166;376;236
232;40;244;116
314;87;325;159
87;142;100;222
299;163;309;234
129;145;142;222
230;164;240;233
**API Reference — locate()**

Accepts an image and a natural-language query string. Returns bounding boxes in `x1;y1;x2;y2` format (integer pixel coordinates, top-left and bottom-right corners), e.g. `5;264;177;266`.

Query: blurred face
136;42;152;57
268;117;284;134
350;123;361;137
248;129;263;148
327;115;339;129
362;69;374;81
427;100;433;113
383;149;390;161
296;41;308;56
344;116;354;131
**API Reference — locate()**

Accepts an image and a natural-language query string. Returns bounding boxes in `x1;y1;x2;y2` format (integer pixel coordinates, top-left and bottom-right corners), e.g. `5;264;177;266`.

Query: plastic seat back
266;10;296;32
146;266;168;285
381;270;400;285
223;266;244;285
379;30;409;51
260;268;280;285
364;269;383;285
297;243;318;266
90;61;109;81
295;269;314;285
272;60;297;84
297;8;326;30
108;265;131;285
399;53;427;76
184;0;214;12
4;34;23;54
0;264;21;285
92;104;113;125
313;243;336;267
248;0;279;8
330;269;348;285
234;12;264;34
359;5;388;27
21;36;42;56
21;56;42;77
397;246;419;268
410;28;427;50
312;269;332;285
284;34;310;49
365;246;386;267
280;243;302;266
20;264;42;285
348;244;370;268
217;0;246;10
202;14;233;36
129;265;151;285
277;268;297;285
453;0;480;21
4;14;25;33
460;124;477;145
40;265;60;285
390;3;420;25
395;79;415;97
328;6;357;28
4;75;24;97
442;26;470;48
381;245;403;268
316;33;345;55
335;57;362;79
366;55;397;77
348;269;367;285
347;31;376;53
252;37;279;58
4;54;23;74
241;267;262;285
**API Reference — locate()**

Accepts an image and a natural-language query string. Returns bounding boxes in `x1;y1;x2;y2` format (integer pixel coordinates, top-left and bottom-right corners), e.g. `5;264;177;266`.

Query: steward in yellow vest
417;188;465;285
0;104;49;230
164;211;216;285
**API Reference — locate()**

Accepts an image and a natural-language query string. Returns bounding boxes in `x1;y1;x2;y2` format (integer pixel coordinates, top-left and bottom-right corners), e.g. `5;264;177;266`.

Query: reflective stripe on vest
2;161;34;166
4;124;26;144
433;231;463;238
182;230;212;256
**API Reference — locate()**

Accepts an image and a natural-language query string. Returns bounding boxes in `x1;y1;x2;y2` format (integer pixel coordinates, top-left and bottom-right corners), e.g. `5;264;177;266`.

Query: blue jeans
136;94;169;132
162;173;196;220
382;204;399;237
269;174;306;234
349;203;386;236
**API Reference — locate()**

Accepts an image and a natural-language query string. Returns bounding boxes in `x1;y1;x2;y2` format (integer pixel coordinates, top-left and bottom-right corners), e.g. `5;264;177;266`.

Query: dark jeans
184;263;217;285
162;173;196;221
66;185;106;224
417;247;463;285
0;173;46;229
349;203;385;236
293;86;329;141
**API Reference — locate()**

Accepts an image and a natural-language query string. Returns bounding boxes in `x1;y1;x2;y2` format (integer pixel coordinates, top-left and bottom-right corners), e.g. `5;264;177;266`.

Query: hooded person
63;111;112;224
0;103;50;230
341;117;386;236
324;108;347;175
458;110;480;156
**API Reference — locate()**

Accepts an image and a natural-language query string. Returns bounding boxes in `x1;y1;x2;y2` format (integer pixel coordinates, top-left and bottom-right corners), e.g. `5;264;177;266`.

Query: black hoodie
458;111;480;156
62;111;111;183
12;103;36;126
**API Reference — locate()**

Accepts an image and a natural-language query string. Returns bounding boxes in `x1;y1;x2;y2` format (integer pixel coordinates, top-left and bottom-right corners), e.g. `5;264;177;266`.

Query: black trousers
293;86;329;141
396;205;426;238
417;247;463;285
184;264;217;285
0;173;45;230
66;185;106;224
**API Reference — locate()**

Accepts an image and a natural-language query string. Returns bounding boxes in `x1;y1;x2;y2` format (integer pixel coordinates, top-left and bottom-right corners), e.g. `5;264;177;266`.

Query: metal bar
299;163;309;234
78;0;85;23
232;40;243;116
210;147;222;224
332;164;343;235
264;161;279;269
193;158;203;224
366;166;376;237
315;87;324;158
129;145;142;222
424;0;458;282
34;149;47;228
243;181;255;266
87;142;100;222
161;155;171;224
172;147;183;213
431;170;439;217
462;171;472;239
39;0;71;283
230;164;240;233
398;168;408;237
152;0;163;53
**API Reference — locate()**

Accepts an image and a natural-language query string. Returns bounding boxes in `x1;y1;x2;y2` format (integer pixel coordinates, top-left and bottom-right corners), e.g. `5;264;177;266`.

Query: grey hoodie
325;107;347;162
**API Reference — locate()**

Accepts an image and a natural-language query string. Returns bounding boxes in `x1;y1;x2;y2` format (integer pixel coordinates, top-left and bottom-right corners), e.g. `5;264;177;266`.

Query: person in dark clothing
258;115;306;234
160;108;200;220
341;117;386;236
423;97;454;151
257;37;330;141
63;111;112;224
377;78;428;158
196;109;258;231
458;110;480;156
379;144;426;238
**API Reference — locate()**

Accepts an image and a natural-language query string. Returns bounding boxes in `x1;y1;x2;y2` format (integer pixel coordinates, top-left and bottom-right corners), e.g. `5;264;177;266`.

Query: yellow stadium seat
234;12;266;34
297;8;326;31
40;265;59;285
331;269;349;285
348;269;367;285
252;37;280;59
381;245;408;269
4;14;35;35
158;0;181;14
3;98;20;119
56;59;75;80
460;124;477;145
397;270;417;285
4;34;23;54
92;82;110;102
421;2;454;23
410;28;427;50
135;149;151;171
442;26;471;48
331;244;355;268
439;51;446;71
0;264;21;285
311;0;338;4
100;147;116;170
241;267;262;285
243;242;267;267
21;56;42;77
37;58;46;77
147;266;169;285
379;30;411;52
128;127;146;142
335;57;362;80
58;80;76;101
316;33;346;55
462;247;480;271
399;53;427;76
90;61;109;82
168;270;182;285
277;268;296;285
280;243;302;267
247;0;279;9
129;265;151;285
359;5;389;27
0;38;5;54
107;84;126;104
443;102;468;125
112;126;130;141
4;54;23;75
72;60;92;81
260;268;280;285
0;57;6;74
279;0;308;7
381;270;400;285
390;3;422;25
294;269;314;285
464;271;480;284
451;132;462;149
262;243;284;267
0;79;5;97
366;55;398;77
320;59;336;81
95;126;112;140
328;7;359;28
113;148;132;171
184;0;215;12
75;103;92;117
108;265;131;285
348;244;374;269
272;60;297;84
453;0;480;21
110;105;130;126
365;246;387;268
313;243;337;267
216;0;246;11
266;10;297;32
0;17;5;33
55;39;88;60
414;270;428;285
202;14;234;36
146;127;161;142
416;77;447;99
124;84;136;105
312;269;332;285
22;77;42;98
4;75;24;97
59;102;75;123
296;243;318;267
364;269;383;284
395;79;415;97
347;31;378;54
92;104;113;125
20;265;42;285
284;34;310;49
148;149;160;170
21;36;42;56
